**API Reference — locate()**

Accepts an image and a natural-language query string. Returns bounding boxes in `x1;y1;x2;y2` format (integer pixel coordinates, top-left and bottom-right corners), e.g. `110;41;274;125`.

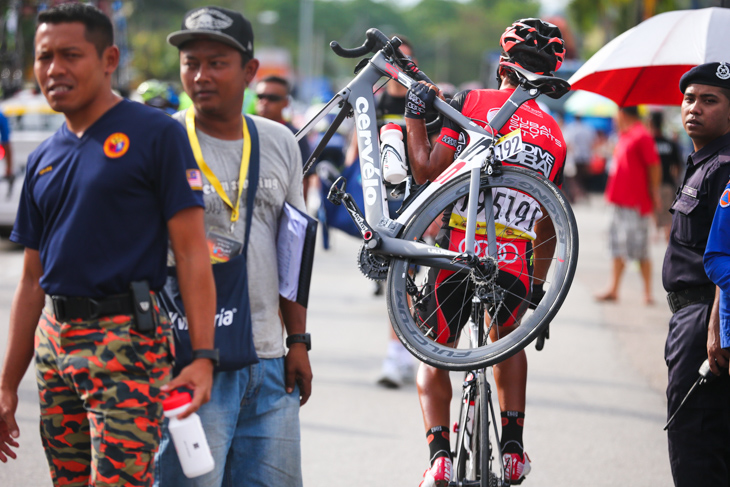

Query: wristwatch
192;348;220;367
286;333;311;351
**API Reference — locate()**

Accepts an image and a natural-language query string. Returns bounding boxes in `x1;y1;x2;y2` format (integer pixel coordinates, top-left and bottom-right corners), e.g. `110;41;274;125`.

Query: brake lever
382;36;402;58
383;36;435;85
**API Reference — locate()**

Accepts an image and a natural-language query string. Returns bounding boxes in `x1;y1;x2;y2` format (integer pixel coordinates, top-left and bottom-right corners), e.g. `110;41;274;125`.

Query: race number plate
493;129;523;161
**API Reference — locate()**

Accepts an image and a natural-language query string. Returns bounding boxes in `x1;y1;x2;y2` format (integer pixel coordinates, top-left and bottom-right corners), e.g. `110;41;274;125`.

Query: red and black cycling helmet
499;18;566;75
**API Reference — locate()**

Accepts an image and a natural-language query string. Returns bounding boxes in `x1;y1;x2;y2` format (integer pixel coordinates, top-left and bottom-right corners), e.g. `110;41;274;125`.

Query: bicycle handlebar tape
405;82;435;120
330;37;372;58
366;28;390;49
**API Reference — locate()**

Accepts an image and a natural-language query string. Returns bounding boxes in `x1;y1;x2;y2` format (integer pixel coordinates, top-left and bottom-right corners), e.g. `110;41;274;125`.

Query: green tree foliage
127;0;541;89
567;0;686;58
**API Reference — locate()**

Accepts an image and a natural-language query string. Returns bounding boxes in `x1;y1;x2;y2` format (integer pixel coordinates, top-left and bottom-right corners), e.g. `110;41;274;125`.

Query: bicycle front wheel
454;372;479;482
479;372;500;487
386;166;578;370
453;370;497;487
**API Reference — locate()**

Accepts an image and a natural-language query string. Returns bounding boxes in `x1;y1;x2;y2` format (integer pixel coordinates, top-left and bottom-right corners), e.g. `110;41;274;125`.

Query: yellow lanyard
185;108;251;223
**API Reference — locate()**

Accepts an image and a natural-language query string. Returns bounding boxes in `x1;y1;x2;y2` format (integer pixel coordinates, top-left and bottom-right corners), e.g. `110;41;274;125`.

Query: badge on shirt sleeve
721;188;730;208
103;133;130;158
187;169;203;190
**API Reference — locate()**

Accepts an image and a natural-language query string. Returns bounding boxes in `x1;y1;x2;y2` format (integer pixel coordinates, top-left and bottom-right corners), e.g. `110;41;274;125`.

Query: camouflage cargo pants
35;304;173;487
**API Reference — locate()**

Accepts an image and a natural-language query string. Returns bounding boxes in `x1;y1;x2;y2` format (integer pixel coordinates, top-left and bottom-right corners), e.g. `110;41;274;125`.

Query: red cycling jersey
415;88;566;342
438;88;566;185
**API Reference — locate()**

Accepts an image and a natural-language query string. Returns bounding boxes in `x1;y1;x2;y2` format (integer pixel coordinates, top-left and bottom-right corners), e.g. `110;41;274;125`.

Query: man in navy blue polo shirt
0;4;215;486
663;62;730;487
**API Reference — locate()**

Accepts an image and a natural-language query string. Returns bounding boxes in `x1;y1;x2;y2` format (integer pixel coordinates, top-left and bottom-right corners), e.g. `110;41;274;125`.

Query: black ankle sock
426;426;451;463
500;411;525;455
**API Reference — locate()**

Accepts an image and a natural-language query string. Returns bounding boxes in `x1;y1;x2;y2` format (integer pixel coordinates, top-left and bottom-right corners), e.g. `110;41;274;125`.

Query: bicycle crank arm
327;177;382;248
449;481;481;486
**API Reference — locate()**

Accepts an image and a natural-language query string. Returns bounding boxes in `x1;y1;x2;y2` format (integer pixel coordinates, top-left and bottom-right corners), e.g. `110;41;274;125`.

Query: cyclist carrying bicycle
404;18;567;486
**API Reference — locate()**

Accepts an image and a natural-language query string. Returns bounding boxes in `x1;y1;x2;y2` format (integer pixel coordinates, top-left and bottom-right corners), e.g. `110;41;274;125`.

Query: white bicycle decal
457;238;520;264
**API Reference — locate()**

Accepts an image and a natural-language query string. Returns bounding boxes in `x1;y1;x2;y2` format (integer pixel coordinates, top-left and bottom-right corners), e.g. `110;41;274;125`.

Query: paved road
0;195;674;486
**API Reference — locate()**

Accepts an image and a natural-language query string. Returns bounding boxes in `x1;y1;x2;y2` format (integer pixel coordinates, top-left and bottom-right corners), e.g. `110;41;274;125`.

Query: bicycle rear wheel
386;166;578;370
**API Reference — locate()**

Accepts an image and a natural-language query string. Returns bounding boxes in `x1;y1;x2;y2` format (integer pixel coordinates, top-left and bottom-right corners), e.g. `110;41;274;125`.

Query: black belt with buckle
47;293;134;321
666;284;716;314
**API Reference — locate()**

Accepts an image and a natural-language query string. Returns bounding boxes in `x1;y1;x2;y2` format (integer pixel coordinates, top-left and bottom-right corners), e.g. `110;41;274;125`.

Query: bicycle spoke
408;269;471;343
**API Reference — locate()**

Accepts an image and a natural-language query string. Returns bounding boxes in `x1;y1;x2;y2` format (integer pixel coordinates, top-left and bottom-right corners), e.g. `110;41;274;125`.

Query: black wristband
192;348;220;366
286;333;311;351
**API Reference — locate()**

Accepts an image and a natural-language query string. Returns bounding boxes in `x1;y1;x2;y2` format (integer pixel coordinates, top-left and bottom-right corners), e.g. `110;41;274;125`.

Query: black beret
679;62;730;94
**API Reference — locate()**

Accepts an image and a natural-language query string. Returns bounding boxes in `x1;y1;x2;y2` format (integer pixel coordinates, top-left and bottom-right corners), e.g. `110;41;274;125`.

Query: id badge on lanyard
185;109;252;238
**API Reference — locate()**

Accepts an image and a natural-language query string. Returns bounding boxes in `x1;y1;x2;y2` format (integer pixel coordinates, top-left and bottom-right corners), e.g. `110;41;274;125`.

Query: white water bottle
162;391;215;478
380;123;408;184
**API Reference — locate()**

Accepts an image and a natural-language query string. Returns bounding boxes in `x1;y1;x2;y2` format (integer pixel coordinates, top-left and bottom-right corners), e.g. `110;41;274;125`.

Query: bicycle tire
386;166;578;370
453;371;497;487
478;371;501;487
454;372;478;481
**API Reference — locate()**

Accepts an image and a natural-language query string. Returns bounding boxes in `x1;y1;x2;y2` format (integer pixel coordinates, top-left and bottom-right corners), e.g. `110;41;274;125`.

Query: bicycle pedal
327;176;347;205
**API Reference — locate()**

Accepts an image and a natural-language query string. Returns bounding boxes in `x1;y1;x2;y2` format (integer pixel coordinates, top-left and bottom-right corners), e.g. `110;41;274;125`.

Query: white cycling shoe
418;456;452;487
503;451;531;484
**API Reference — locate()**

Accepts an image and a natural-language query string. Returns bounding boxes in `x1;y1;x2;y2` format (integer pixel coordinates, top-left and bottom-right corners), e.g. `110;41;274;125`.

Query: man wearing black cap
663;61;730;487
155;6;311;487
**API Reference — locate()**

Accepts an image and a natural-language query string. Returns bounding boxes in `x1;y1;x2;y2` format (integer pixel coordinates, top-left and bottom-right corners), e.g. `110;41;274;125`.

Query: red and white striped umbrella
568;7;730;107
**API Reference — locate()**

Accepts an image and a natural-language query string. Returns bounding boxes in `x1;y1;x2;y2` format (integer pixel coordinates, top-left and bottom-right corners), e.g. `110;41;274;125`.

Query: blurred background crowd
0;0;710;212
0;0;722;259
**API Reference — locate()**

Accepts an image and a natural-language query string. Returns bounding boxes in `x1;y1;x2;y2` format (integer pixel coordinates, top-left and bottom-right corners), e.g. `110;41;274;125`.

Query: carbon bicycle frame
296;50;543;271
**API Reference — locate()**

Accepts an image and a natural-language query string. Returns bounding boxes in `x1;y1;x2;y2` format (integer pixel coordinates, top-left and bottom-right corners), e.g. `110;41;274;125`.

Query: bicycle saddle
500;61;571;100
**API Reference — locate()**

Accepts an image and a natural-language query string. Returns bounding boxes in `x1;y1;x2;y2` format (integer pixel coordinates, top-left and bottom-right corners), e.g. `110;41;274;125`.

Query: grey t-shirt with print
173;111;306;359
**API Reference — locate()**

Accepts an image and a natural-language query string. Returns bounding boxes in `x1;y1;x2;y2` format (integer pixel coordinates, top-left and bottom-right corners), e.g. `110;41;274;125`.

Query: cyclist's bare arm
405;118;454;184
533;212;556;284
404;81;453;184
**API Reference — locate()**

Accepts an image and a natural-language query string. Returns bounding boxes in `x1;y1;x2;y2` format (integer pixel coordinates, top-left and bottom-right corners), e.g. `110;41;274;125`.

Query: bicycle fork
453;305;509;487
459;371;478;457
452;368;507;487
485;372;507;487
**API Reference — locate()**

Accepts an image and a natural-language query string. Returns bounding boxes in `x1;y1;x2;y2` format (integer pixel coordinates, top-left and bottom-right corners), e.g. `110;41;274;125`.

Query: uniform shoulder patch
720;188;730;208
103;132;130;159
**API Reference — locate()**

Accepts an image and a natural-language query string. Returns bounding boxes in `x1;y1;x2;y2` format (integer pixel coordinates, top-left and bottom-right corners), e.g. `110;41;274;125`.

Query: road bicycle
298;28;577;369
296;29;578;486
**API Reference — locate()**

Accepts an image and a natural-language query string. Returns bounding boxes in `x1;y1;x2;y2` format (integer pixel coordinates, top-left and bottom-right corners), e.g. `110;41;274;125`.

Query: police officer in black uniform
663;62;730;487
